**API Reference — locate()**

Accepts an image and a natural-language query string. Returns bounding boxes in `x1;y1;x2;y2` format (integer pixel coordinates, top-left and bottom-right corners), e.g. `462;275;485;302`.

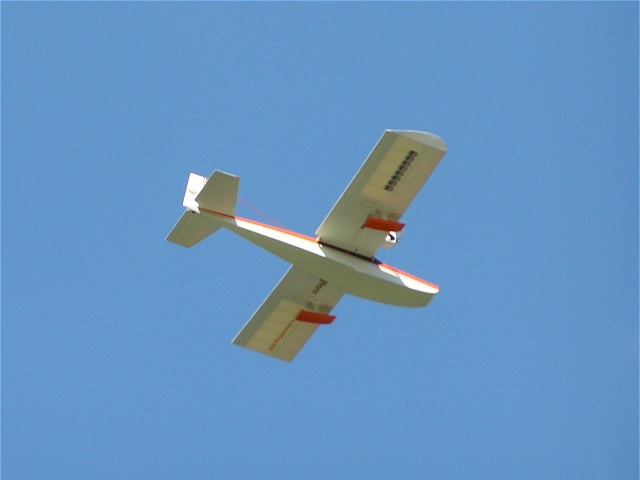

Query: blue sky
3;2;638;479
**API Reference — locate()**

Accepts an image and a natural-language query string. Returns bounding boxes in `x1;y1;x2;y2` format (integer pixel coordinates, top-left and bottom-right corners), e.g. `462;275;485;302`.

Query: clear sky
3;2;638;479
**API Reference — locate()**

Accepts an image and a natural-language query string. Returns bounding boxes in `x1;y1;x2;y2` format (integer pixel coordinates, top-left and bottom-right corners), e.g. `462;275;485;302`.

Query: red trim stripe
378;262;440;290
199;208;318;243
362;216;405;232
295;310;336;325
236;216;318;243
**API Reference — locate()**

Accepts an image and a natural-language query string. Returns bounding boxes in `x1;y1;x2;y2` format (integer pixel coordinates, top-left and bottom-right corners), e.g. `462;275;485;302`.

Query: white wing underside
232;266;343;362
226;130;446;361
316;130;447;258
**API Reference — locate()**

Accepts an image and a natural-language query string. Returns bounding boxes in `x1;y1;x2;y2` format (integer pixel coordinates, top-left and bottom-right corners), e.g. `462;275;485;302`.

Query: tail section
166;210;221;247
166;170;239;248
181;172;208;212
181;171;239;215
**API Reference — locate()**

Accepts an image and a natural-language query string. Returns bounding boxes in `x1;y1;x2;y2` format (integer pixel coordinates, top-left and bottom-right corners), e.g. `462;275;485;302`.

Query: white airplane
166;130;447;362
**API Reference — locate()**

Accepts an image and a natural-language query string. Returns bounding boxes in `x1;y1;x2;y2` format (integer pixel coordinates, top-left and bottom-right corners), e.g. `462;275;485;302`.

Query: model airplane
166;130;447;361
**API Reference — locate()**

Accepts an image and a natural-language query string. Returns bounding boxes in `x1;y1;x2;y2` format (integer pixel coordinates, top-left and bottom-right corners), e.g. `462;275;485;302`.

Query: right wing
232;266;343;362
315;130;447;258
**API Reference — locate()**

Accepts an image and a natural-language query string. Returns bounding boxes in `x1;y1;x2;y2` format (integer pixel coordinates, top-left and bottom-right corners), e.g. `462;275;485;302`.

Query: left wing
316;130;447;258
232;266;343;362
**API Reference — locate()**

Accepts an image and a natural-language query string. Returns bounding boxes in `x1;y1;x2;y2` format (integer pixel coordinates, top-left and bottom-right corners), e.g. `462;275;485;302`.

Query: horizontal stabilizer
166;211;221;247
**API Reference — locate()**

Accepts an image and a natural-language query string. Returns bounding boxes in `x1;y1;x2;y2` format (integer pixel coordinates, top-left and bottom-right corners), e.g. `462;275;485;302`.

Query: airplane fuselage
199;208;439;307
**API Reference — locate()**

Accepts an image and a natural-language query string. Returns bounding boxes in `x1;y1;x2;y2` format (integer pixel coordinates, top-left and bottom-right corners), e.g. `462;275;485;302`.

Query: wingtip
387;129;447;153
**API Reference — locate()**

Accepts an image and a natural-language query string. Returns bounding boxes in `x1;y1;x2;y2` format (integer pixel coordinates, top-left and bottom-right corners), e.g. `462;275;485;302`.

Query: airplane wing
232;266;343;362
315;130;447;259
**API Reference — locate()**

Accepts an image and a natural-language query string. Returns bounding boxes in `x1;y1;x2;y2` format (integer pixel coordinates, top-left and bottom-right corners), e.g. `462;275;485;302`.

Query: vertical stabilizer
194;170;239;215
166;170;239;247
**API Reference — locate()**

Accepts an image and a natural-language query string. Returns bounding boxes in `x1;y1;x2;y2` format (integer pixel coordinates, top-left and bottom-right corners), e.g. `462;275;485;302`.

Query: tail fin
166;170;239;248
183;171;239;215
